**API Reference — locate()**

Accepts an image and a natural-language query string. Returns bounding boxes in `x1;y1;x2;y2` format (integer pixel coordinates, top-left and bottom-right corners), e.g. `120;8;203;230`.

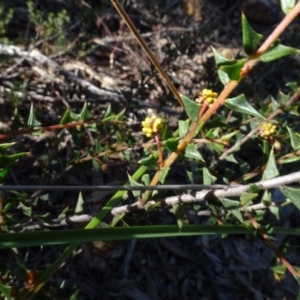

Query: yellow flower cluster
141;115;164;138
196;88;218;105
260;122;277;138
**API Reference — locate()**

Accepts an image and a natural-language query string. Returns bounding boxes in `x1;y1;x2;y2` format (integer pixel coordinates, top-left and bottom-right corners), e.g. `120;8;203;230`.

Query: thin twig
111;171;300;215
256;0;300;55
110;0;184;108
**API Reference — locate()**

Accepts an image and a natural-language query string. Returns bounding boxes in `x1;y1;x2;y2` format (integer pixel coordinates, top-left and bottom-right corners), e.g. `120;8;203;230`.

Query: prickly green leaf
162;124;172;141
286;82;298;92
104;104;112;118
102;114;115;123
180;93;200;121
224;154;238;163
205;127;219;139
260;43;300;62
173;204;186;230
221;198;240;209
69;110;80;121
269;206;280;220
281;186;300;211
159;167;170;184
271;97;280;111
240;192;258;206
242;13;263;55
11;108;24;130
19;201;32;217
127;173;143;198
262;139;271;155
178;120;190;138
123;150;131;164
287;126;300;150
271;264;286;274
203;167;217;185
217;69;231;85
115;108;125;121
75;192;85;214
27;102;41;127
85;122;97;132
262;149;279;180
184;144;204;161
212;47;246;82
221;130;238;142
165;137;180;152
208;142;224;154
278;154;300;164
111;213;125;227
280;0;296;14
219;59;246;81
279;91;290;105
92;159;101;172
186;169;194;183
0;143;15;152
249;184;262;193
225;94;264;118
204;117;227;129
80;102;92;121
211;46;231;65
230;209;244;223
0;152;29;167
138;154;157;168
141;174;150;185
0;168;9;180
221;198;243;223
262;189;272;205
60;109;71;125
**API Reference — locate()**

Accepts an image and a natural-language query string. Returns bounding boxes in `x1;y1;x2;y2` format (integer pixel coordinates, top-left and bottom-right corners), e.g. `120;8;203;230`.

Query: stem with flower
141;2;300;203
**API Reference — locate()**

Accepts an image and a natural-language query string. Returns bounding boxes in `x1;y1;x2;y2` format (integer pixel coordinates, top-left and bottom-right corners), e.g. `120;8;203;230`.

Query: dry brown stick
0;119;122;140
110;0;184;108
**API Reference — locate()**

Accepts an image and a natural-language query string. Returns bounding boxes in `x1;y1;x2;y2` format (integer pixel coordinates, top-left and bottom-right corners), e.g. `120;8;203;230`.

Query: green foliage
260;41;300;62
225;94;264;118
0;143;29;181
242;13;263;55
180;93;201;121
27;0;70;54
211;47;243;84
2;1;300;297
27;102;41;127
184;144;204;161
0;3;13;44
281;186;300;211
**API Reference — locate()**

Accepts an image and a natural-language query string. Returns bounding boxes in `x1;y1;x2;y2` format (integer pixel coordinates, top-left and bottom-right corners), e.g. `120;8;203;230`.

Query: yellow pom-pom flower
260;122;277;139
141;115;164;138
195;88;218;105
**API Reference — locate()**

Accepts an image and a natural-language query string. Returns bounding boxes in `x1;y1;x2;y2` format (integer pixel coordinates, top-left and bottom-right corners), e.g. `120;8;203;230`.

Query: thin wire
0;184;230;192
